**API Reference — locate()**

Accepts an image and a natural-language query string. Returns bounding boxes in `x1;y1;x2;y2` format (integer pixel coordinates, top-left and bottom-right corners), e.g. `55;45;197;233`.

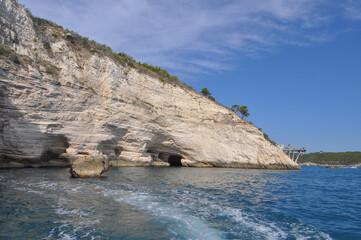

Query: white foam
97;186;225;239
152;188;331;240
65;185;83;194
2;172;332;240
26;189;45;195
54;207;90;217
45;224;76;240
291;224;332;240
45;223;102;240
53;197;92;217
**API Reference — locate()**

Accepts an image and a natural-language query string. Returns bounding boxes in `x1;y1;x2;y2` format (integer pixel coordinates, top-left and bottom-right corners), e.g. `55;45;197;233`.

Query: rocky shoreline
1;157;299;170
0;159;69;169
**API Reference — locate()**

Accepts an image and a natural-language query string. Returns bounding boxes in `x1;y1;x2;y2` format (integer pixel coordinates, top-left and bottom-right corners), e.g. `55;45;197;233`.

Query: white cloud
345;0;361;20
19;0;359;76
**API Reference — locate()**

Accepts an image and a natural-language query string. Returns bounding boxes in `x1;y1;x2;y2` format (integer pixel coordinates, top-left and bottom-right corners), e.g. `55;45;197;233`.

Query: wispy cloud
345;0;361;20
19;0;361;76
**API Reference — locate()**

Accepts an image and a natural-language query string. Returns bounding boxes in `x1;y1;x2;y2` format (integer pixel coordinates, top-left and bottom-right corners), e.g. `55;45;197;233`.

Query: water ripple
1;166;360;239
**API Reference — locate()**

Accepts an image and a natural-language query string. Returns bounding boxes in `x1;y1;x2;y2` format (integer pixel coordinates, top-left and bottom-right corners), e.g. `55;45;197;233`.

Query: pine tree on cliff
201;88;215;101
201;88;211;97
232;105;250;118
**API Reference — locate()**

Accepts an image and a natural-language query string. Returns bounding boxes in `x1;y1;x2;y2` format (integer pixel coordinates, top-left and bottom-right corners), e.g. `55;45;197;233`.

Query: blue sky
19;0;361;152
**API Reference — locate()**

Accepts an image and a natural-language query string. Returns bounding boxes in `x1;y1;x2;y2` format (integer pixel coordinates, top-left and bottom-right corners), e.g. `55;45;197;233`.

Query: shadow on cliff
0;84;69;167
97;124;128;160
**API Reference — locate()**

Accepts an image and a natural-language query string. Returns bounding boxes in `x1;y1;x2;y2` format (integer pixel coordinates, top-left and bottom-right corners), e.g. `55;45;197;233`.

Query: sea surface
0;166;360;240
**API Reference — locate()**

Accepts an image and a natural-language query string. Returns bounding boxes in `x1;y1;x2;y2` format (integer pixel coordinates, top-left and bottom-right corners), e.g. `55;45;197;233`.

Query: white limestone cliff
0;0;300;170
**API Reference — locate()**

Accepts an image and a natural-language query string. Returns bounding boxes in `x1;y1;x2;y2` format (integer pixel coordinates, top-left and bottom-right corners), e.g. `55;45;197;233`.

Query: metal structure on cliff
284;144;306;163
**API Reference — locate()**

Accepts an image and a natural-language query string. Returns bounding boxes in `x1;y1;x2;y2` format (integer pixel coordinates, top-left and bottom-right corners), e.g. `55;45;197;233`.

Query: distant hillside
298;152;361;166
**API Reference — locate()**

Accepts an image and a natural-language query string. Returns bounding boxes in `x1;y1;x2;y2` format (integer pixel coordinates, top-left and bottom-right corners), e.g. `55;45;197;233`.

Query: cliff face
0;0;299;169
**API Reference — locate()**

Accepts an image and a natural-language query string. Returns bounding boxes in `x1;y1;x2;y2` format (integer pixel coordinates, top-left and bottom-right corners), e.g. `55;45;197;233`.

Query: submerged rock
70;155;109;178
0;0;300;170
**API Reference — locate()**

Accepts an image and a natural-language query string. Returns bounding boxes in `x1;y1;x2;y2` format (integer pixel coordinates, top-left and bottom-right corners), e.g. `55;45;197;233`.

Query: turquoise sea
0;166;360;239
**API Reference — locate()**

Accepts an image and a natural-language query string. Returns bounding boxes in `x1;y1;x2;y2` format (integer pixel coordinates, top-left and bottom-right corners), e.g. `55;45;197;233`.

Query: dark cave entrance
168;155;182;166
114;147;123;157
41;135;70;161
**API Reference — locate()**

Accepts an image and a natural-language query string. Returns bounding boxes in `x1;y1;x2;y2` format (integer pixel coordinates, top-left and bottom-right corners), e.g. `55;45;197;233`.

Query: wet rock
110;160;150;167
70;155;109;178
0;161;25;168
151;161;170;167
45;159;69;167
181;159;213;168
326;166;339;169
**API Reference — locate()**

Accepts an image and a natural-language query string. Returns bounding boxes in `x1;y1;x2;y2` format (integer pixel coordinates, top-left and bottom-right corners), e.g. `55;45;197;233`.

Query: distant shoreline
297;151;361;167
300;162;360;168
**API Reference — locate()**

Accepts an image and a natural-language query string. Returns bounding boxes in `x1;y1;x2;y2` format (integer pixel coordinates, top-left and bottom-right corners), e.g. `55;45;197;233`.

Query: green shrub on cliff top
113;52;136;65
257;128;276;146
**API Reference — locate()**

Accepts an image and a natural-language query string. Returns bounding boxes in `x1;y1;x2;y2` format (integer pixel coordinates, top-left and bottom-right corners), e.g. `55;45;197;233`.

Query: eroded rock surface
0;0;300;170
70;155;109;178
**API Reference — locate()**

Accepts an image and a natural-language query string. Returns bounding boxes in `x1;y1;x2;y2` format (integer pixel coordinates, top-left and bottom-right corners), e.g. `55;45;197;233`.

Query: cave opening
41;135;70;161
168;155;182;166
114;147;123;157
